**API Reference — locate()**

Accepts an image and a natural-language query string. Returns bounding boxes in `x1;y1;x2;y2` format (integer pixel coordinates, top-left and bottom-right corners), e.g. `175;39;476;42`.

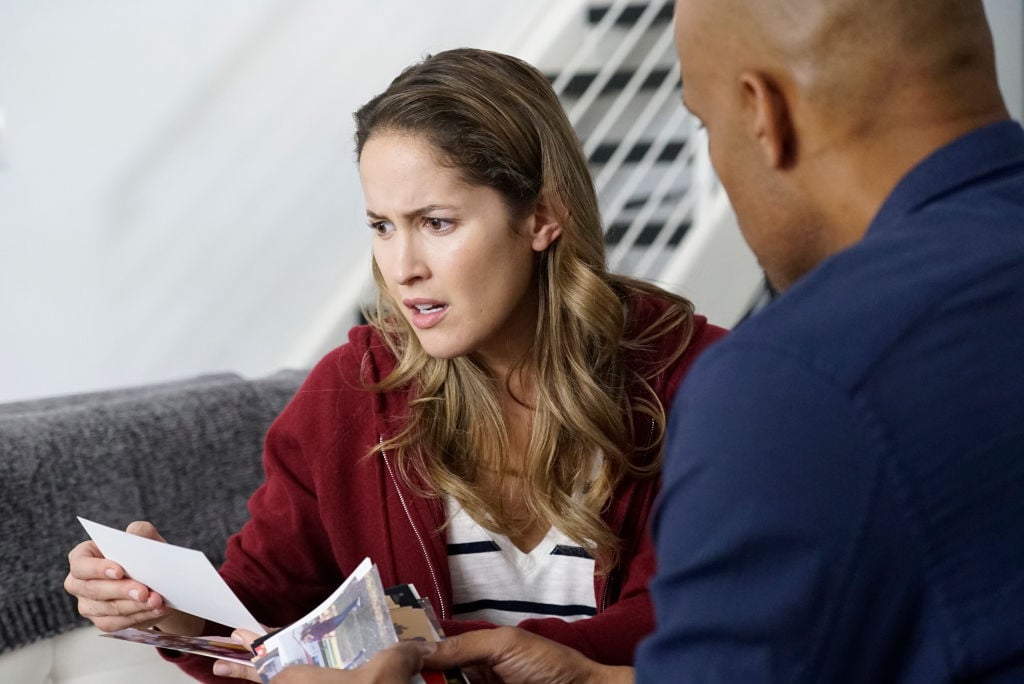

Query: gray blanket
0;370;305;653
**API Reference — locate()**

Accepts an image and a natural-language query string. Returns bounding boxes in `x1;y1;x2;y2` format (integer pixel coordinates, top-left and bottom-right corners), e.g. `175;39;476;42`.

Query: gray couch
0;370;306;682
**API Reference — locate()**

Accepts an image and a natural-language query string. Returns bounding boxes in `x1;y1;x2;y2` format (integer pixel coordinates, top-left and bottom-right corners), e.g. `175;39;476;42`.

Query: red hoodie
168;294;725;681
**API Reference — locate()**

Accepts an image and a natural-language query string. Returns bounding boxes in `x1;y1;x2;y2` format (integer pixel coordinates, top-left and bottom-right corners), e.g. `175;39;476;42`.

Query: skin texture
361;131;562;554
423;628;634;684
676;0;1008;290
360;132;561;379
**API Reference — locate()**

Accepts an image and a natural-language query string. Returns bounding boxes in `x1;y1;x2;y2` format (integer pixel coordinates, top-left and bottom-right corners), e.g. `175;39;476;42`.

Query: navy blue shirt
637;121;1024;683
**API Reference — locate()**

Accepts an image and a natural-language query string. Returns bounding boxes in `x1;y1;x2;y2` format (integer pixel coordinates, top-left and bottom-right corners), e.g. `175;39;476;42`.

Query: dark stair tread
549;67;676;97
621;189;688;211
589;140;686;164
604;220;690;247
588;3;673;27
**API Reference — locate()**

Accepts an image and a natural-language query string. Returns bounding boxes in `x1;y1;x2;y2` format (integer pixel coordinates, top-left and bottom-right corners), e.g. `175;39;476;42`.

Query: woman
65;48;725;682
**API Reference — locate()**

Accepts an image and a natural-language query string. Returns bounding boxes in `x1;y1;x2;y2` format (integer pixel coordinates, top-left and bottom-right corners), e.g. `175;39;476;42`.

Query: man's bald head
675;0;1009;289
681;0;1002;148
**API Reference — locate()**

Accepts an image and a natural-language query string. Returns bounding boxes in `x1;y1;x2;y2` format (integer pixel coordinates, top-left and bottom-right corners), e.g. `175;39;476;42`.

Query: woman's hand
210;629;265;682
63;520;204;635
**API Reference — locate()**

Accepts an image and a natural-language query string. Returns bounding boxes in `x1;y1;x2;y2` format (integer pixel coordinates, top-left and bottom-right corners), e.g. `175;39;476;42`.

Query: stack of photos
251;558;397;681
100;557;464;683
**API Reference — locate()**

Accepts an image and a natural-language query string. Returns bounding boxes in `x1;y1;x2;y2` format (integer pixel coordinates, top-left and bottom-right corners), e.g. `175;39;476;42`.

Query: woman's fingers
64;522;171;633
66;540;123;582
230;628;263;650
212;659;263;681
73;588;167;632
66;571;159;604
126;520;168;543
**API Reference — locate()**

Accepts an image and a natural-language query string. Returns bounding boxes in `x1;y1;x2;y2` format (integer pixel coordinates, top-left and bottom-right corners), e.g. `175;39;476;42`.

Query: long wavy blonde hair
354;48;695;569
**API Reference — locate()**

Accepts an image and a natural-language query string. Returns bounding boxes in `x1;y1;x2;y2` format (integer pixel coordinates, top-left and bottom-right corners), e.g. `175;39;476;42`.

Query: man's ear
529;201;562;251
740;71;796;169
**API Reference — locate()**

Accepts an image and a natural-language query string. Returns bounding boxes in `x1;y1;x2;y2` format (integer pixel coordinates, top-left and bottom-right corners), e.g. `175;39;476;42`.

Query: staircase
287;0;765;366
534;0;765;326
71;1;763;388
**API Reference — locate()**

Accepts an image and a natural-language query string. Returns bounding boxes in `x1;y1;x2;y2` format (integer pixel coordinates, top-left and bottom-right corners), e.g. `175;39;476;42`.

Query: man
264;0;1024;681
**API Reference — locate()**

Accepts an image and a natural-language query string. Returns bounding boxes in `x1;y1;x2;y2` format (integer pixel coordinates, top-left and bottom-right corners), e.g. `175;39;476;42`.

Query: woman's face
359;133;559;375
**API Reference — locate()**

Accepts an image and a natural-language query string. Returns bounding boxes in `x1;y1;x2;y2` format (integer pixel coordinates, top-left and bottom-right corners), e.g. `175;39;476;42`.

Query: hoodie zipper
379;437;447;620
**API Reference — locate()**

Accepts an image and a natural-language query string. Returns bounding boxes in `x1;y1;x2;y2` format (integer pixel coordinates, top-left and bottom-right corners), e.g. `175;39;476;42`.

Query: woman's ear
529;201;562;252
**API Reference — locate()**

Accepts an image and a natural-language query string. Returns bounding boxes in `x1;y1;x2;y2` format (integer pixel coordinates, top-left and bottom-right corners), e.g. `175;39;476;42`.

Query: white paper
78;517;265;634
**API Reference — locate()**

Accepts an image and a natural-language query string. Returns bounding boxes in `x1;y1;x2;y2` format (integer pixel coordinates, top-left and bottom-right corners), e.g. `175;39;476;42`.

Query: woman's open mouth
405;300;449;329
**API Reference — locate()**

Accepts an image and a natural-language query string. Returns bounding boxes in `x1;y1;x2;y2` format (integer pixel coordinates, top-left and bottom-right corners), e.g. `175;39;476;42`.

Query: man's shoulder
726;204;1024;393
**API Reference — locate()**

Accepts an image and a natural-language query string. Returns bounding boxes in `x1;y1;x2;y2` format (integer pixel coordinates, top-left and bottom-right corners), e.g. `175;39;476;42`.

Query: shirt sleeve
635;342;912;683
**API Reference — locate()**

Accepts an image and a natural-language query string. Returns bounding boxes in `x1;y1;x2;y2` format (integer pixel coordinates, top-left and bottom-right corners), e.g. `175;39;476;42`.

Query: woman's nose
391;230;429;285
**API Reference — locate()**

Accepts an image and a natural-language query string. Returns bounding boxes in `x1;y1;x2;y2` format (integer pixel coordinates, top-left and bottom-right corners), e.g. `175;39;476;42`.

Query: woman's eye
423;217;454;232
369;221;394;236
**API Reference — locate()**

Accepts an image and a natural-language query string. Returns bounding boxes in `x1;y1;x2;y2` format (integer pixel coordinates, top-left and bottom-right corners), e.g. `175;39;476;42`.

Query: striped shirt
445;499;597;625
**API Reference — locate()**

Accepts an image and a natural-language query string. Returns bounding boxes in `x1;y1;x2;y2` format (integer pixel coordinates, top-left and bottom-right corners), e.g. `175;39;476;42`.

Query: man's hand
423;627;634;684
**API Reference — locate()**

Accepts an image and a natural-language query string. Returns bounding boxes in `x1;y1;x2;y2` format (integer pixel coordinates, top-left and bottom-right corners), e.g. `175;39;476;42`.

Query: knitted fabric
0;370;304;653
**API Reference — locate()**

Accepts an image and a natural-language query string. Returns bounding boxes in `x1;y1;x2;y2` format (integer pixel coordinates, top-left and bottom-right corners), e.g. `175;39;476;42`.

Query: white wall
0;0;565;403
0;1;1020;404
985;0;1024;122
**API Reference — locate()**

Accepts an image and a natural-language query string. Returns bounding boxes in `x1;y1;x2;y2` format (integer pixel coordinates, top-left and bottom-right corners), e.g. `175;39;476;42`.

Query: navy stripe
550;545;593;559
446;541;501;555
452;599;597;617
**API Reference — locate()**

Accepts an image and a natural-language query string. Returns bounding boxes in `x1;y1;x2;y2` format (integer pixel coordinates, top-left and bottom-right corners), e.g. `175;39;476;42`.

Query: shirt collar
869;120;1024;233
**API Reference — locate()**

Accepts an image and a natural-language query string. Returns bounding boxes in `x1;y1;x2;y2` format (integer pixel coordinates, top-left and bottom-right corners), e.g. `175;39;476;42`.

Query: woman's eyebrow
366;204;456;220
